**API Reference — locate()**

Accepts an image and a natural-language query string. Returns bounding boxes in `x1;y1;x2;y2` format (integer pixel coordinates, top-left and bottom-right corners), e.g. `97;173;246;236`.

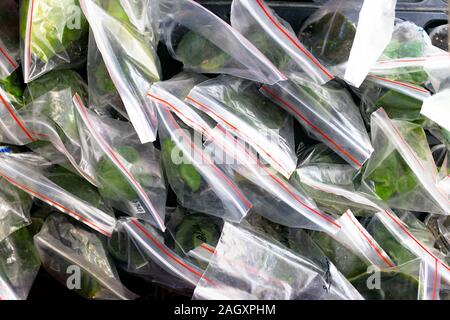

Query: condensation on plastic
0;0;20;79
87;32;128;119
365;109;450;214
34;214;137;300
120;218;205;288
0;154;116;236
21;0;88;83
333;210;395;270
230;0;333;84
298;0;396;87
0;177;32;243
0;228;40;300
193;222;363;300
261;74;373;169
72;94;167;231
80;0;161;143
186;75;297;179
159;0;286;85
421;89;450;132
367;74;431;101
0;86;35;145
148;82;252;223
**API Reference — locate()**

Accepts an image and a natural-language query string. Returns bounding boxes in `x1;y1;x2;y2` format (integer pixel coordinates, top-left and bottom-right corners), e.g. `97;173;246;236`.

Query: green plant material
94;61;116;93
19;0;88;63
25;69;87;140
47;165;103;208
310;231;368;279
172;212;222;268
367;151;418;202
300;12;356;66
0;227;40;279
350;271;419;300
367;220;416;266
161;139;202;192
175;31;230;71
375;90;423;121
102;0;131;23
98;145;151;201
0;71;24;107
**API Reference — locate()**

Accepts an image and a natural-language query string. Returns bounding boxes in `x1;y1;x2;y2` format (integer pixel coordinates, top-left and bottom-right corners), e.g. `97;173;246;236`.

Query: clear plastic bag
148;76;252;223
0;0;20;80
72;94;167;231
230;0;333;84
261;73;373;169
362;108;450;214
186;75;297;178
366;74;431;101
119;218;205;288
421;89;450;132
370;21;450;92
0;153;117;236
0;227;40;300
159;0;285;85
80;0;161;143
299;0;396;87
34;214;137;300
87;32;127;119
0;176;33;243
193;222;362;300
20;0;89;82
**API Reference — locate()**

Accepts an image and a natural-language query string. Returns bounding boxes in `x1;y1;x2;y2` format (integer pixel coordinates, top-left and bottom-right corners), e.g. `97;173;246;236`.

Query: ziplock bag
230;0;333;84
0;175;33;242
186;75;297;178
0;0;20;79
80;0;161;143
362;108;450;214
366;74;431;102
299;0;396;87
0;228;40;300
20;0;89;83
34;214;137;300
119;217;206;289
370;21;450;91
261;73;373;169
72;94;167;231
87;32;128;119
193;222;362;300
148;76;252;223
159;0;285;85
0;153;116;236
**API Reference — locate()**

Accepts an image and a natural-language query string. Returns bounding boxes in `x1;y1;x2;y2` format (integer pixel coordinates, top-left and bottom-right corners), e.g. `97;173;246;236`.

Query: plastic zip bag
299;0;396;87
230;0;333;84
193;222;362;300
0;228;40;300
186;75;297;178
0;175;32;243
366;74;431;101
34;214;137;300
80;0;161;143
0;0;20;80
0;153;116;236
20;0;89;83
159;0;285;85
148;77;252;223
362;108;450;214
119;218;206;288
87;32;127;119
72;94;167;231
261;73;373;169
421;89;450;132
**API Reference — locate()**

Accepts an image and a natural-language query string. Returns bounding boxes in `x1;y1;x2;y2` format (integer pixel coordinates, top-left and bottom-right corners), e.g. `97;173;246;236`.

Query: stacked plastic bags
0;0;449;300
